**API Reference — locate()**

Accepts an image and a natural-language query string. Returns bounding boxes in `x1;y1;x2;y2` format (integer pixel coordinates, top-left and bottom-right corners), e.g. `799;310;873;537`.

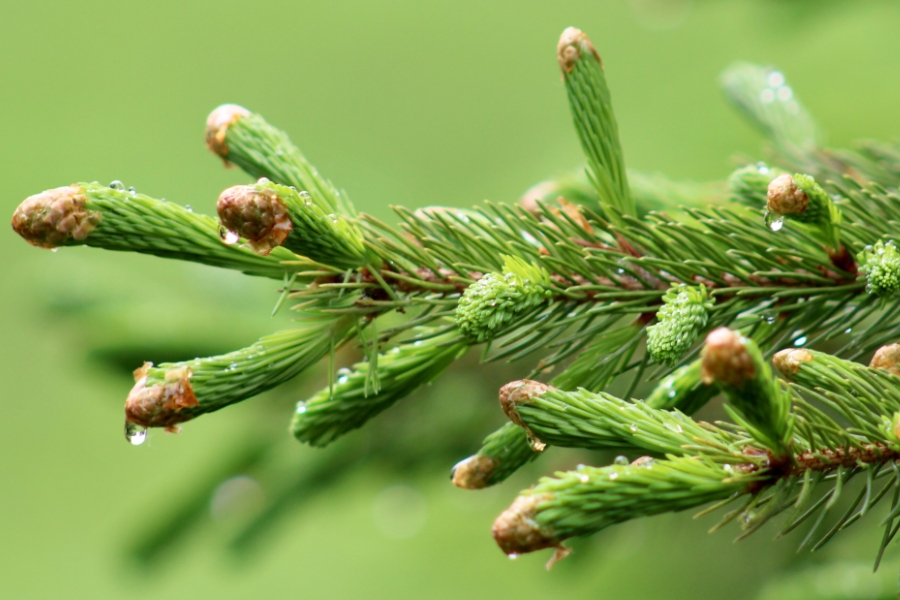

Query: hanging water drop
767;216;784;232
793;336;807;347
219;226;240;245
614;455;629;466
125;422;147;445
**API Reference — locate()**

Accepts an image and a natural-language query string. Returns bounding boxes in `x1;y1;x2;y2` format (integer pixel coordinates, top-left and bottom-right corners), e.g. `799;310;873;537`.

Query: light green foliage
24;181;303;278
451;422;539;489
292;329;468;446
218;108;356;216
530;455;762;544
643;359;718;414
253;178;370;270
455;256;552;343
706;333;794;457
728;163;786;208
859;240;900;297
646;284;714;367
769;173;843;252
560;28;633;223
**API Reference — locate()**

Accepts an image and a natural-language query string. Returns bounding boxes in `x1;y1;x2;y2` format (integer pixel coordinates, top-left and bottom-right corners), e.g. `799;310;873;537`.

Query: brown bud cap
767;174;808;216
870;344;900;377
450;454;499;490
205;104;250;160
701;327;755;387
557;27;601;73
216;182;293;255
499;380;552;451
11;185;101;248
125;363;199;429
492;493;559;556
773;348;813;378
519;180;559;214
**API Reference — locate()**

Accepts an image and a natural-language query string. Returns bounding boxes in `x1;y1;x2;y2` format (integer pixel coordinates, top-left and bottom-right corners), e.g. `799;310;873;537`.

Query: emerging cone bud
499;380;552;451
772;348;813;377
205;104;250;160
124;363;199;429
11;185;101;248
451;455;499;490
700;327;755;387
766;173;808;216
492;493;558;556
870;344;900;377
217;182;293;255
557;27;600;73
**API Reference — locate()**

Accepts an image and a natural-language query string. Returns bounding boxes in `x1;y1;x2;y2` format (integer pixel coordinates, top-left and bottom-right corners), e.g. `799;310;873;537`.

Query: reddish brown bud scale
772;348;813;378
450;455;499;490
216;183;293;255
557;27;601;73
205;104;250;162
11;185;101;248
870;344;900;377
492;493;559;556
700;327;756;387
499;379;553;451
767;173;808;216
124;362;199;429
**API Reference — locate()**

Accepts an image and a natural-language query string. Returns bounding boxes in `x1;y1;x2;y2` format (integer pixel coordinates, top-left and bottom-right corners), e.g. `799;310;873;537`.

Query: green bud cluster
646;284;714;367
858;240;900;297
455;256;553;343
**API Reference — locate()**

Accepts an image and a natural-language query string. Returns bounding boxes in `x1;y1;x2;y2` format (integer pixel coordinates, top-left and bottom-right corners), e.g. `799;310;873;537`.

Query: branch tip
766;173;808;216
499;380;552;450
11;185;100;248
557;27;600;73
125;362;199;429
870;344;900;376
205;104;250;160
451;455;499;490
217;182;293;255
492;493;558;556
701;327;755;386
772;348;813;378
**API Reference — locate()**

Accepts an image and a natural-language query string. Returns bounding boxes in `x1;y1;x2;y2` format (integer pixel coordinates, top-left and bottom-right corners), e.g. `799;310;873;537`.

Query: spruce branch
558;27;633;224
13;22;900;574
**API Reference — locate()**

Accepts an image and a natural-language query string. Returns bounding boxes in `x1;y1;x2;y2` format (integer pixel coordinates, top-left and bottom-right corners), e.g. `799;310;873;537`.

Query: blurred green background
3;1;900;598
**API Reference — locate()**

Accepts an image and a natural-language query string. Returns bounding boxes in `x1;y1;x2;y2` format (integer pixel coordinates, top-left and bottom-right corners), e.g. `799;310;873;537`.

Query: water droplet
185;204;193;212
629;423;638;433
845;328;853;334
219;227;240;245
765;315;776;325
578;473;589;483
50;247;60;253
793;336;807;347
127;186;136;194
125;422;147;445
608;472;619;480
759;88;775;104
777;86;793;102
109;180;125;190
768;217;784;232
614;455;629;466
665;422;683;434
296;403;307;414
508;553;519;560
668;390;677;398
